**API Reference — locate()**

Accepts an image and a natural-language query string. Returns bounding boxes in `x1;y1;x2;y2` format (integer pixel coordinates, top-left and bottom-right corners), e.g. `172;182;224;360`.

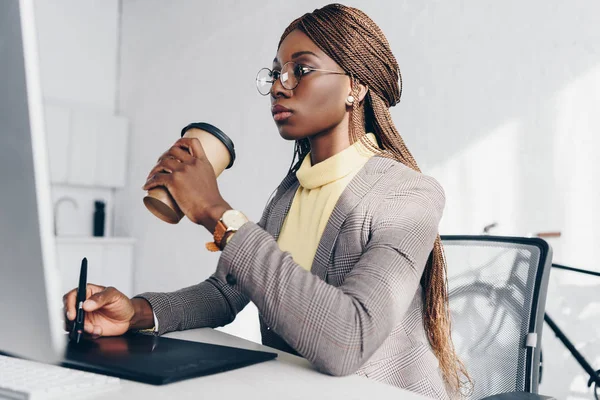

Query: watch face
222;210;248;229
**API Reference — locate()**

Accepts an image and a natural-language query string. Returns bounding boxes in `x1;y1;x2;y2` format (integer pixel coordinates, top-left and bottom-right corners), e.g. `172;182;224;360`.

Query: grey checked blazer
137;155;449;399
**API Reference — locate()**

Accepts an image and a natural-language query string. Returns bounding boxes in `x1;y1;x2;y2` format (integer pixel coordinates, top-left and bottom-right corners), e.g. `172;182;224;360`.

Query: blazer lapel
310;156;395;280
265;173;300;240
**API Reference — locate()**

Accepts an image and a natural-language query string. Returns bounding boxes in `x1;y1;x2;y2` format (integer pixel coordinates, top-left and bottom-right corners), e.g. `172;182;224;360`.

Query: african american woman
64;4;470;399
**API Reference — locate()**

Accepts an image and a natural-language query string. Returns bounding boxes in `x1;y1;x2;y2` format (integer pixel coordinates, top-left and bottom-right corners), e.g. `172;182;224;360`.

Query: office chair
441;235;555;400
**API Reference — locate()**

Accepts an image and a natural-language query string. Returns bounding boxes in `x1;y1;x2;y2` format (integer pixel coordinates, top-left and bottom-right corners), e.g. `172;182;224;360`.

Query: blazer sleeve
133;191;279;336
213;174;445;376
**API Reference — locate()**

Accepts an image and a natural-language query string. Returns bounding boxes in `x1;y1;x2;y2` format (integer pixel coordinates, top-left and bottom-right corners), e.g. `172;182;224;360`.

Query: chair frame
441;235;552;394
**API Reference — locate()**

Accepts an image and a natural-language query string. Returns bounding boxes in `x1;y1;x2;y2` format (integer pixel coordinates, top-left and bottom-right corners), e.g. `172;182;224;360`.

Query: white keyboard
0;354;121;400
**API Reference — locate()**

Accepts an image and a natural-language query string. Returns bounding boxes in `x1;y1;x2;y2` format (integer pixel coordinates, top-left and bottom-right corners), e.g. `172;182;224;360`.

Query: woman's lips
272;104;293;122
273;111;292;122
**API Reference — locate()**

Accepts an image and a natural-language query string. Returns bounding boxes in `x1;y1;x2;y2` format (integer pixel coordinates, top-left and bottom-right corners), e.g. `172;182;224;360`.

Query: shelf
55;236;136;245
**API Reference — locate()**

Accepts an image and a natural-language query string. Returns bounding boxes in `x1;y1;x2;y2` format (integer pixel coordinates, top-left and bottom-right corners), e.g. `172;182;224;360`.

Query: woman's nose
271;77;291;99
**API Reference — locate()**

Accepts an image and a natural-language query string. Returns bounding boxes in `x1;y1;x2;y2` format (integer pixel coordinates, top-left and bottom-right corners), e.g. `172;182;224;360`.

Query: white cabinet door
56;243;103;295
92;114;129;187
44;104;71;184
68;110;98;186
56;240;134;298
69;109;129;188
44;103;129;188
103;244;134;298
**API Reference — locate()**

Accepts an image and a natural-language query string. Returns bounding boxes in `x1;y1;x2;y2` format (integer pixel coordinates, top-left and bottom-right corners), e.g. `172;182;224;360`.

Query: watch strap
206;220;228;252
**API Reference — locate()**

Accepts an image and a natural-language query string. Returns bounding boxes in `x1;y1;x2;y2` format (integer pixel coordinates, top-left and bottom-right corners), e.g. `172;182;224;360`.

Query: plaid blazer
138;155;449;399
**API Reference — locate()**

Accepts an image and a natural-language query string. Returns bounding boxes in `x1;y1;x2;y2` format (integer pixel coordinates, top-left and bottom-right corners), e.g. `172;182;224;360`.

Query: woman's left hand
142;137;231;232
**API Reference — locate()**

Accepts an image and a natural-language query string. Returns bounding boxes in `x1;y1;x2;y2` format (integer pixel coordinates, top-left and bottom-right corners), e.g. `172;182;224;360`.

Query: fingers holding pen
62;283;106;328
63;288;77;322
82;286;119;312
83;321;102;339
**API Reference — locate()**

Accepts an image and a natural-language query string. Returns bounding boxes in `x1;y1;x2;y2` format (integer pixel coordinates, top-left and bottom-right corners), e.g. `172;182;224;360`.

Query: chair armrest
482;392;556;400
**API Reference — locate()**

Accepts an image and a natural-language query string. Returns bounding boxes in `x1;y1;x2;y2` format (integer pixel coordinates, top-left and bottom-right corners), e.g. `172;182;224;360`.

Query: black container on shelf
93;200;105;237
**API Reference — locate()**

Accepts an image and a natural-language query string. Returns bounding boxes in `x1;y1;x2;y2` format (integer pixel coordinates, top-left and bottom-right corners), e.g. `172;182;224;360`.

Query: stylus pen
71;257;87;344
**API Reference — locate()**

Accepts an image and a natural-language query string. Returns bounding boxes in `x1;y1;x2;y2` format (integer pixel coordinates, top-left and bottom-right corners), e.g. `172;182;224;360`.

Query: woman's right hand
63;284;135;338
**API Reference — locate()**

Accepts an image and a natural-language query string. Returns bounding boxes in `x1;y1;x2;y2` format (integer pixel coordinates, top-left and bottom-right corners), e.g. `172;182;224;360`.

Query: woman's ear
357;84;369;103
347;81;369;106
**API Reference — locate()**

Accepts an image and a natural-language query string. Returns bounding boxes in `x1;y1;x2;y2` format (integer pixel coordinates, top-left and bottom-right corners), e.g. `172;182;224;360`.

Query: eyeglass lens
255;62;301;95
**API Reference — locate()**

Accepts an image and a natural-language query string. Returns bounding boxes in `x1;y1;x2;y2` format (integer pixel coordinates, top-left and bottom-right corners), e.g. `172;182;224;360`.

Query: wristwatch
205;210;249;252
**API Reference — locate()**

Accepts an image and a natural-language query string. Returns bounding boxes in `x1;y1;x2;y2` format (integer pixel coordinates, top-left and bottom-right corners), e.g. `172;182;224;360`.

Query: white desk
85;328;429;400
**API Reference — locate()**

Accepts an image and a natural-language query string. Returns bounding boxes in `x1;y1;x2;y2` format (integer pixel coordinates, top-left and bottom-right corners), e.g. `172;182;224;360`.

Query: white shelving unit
34;0;135;299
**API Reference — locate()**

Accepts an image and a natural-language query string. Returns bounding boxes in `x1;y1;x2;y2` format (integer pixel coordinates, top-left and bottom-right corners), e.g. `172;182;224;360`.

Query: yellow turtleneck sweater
277;133;379;271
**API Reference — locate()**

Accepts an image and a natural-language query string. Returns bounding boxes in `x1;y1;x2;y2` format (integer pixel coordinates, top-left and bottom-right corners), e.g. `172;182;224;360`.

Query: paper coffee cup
143;123;236;224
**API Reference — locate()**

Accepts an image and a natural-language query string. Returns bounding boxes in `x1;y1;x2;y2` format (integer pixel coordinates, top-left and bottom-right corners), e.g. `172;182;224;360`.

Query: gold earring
346;95;355;106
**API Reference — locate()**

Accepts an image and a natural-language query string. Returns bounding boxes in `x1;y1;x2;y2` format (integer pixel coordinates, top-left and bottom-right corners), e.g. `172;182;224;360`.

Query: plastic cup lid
180;122;236;169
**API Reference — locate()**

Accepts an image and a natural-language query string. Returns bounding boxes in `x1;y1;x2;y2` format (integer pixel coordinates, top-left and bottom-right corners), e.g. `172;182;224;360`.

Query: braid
281;4;471;397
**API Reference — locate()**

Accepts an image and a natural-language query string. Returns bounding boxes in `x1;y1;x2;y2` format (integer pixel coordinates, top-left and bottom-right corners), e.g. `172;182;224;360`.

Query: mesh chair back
441;236;552;399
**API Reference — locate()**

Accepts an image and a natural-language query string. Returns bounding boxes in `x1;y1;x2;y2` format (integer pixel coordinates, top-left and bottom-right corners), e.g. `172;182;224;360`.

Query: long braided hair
279;4;470;396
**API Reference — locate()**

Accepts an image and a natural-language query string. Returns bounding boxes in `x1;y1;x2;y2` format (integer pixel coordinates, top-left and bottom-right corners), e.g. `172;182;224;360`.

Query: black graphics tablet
60;333;277;385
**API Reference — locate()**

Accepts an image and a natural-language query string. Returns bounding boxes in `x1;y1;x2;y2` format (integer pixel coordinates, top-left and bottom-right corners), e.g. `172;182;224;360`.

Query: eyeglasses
255;61;348;96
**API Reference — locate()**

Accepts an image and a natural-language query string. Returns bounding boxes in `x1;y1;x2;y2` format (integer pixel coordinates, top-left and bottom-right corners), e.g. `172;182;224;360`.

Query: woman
64;4;469;398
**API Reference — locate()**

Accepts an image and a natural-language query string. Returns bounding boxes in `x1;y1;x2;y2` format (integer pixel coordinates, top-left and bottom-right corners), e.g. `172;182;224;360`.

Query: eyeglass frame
255;61;349;96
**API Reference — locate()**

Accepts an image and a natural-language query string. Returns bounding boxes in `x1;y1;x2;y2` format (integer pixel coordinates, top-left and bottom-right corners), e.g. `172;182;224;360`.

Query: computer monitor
0;0;66;363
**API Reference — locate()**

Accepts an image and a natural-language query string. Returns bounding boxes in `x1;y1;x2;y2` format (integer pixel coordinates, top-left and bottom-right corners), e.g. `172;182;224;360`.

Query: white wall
413;3;600;399
116;1;600;398
35;0;119;111
34;0;123;237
